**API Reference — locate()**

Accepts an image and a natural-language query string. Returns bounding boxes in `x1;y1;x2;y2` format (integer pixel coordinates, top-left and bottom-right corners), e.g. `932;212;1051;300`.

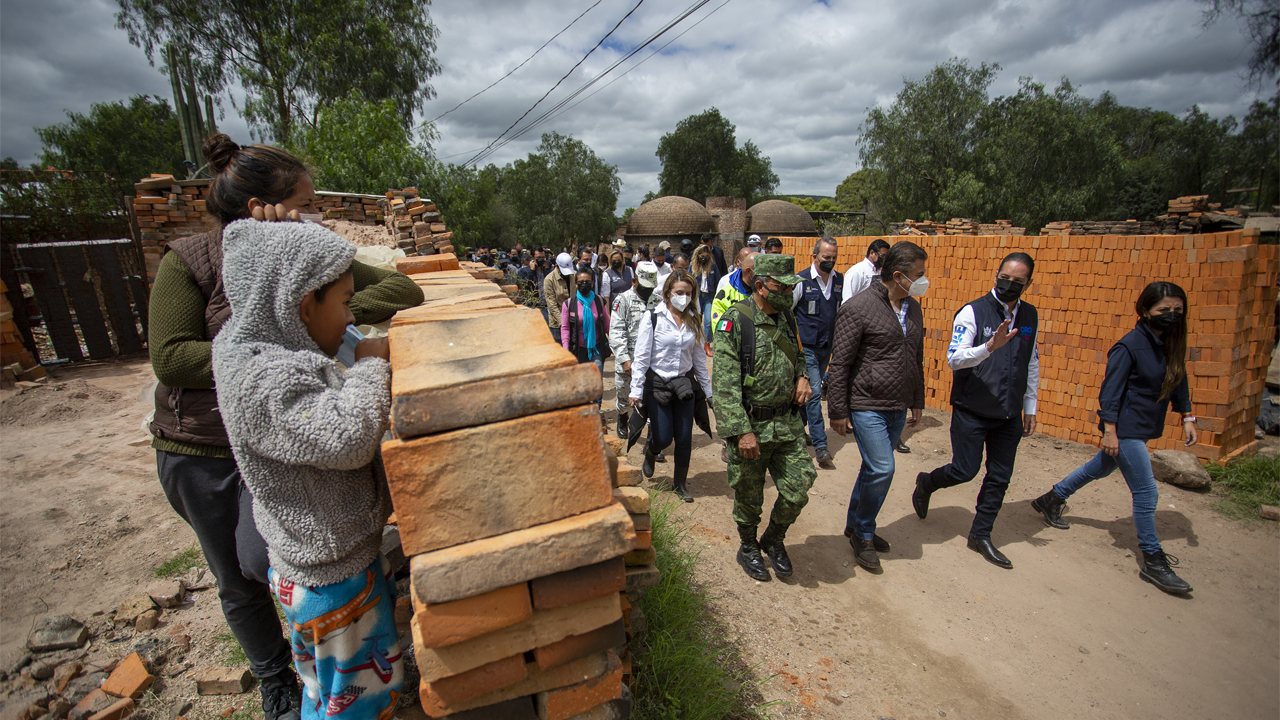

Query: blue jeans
589;358;604;409
643;383;695;475
803;347;831;450
845;409;907;541
701;298;713;340
1052;439;1162;554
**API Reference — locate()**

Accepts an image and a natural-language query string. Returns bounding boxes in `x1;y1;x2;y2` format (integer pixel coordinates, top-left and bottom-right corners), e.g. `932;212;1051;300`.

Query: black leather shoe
642;447;655;479
617;413;628;440
912;472;932;519
842;527;890;553
894;441;911;454
815;447;834;468
967;536;1012;569
1140;551;1192;594
849;536;881;570
656;452;667;463
1031;490;1070;529
737;544;771;581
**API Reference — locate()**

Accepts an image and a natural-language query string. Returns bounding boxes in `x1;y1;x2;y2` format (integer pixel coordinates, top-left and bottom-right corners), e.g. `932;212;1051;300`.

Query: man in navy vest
912;252;1039;569
792;238;843;467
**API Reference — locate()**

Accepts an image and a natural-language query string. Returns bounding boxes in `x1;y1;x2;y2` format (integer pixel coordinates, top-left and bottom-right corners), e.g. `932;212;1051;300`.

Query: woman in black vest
1032;281;1197;595
147;135;422;720
604;250;633;299
628;270;712;502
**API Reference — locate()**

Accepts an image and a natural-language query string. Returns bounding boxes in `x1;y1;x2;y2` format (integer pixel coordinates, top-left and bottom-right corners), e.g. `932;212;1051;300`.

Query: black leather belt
747;404;792;420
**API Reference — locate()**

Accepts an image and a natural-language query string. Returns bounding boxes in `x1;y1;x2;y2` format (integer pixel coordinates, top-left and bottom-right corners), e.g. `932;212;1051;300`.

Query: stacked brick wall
384;188;453;257
132;178;212;282
379;259;652;718
315;191;384;225
776;231;1278;460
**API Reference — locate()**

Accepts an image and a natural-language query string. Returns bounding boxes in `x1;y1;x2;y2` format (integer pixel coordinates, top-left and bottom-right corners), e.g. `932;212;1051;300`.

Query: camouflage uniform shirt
711;299;807;444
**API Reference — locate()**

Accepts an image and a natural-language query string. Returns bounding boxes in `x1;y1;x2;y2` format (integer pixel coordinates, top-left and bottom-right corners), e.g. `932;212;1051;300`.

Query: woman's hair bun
201;134;240;174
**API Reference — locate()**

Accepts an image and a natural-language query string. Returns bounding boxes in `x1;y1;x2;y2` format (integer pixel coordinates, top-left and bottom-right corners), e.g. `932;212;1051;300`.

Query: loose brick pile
384;188;454;258
380;256;655;718
888;218;1027;236
1;280;47;386
778;230;1278;460
130;180;456;282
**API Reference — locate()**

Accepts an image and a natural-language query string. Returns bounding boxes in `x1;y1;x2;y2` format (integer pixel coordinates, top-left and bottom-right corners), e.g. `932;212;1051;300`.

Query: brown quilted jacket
827;279;925;419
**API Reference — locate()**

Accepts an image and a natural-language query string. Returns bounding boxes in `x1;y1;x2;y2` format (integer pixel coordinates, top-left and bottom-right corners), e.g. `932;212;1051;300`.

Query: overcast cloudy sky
0;0;1262;210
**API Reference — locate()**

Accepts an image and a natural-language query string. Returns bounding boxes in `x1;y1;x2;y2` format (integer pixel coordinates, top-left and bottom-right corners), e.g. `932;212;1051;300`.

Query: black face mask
536;258;546;266
636;285;654;302
818;260;835;274
577;281;593;296
994;277;1026;303
612;261;622;269
1148;311;1184;332
872;256;883;270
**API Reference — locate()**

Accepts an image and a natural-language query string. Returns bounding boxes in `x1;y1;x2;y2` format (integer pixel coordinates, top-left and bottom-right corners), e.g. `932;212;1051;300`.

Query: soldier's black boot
758;522;793;577
671;464;693;503
617;412;628;440
1140;550;1192;594
735;524;771;581
642;442;656;479
1031;489;1070;529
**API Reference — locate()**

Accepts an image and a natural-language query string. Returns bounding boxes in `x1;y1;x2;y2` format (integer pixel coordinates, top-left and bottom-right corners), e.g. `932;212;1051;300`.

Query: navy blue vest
950;293;1038;420
795;267;843;349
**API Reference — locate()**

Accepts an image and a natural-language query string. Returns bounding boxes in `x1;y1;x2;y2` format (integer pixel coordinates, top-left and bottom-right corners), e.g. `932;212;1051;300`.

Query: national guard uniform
712;254;817;581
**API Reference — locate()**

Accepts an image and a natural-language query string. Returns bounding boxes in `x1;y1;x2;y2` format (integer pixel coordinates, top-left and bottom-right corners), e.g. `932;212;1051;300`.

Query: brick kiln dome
746;199;818;236
625;196;715;237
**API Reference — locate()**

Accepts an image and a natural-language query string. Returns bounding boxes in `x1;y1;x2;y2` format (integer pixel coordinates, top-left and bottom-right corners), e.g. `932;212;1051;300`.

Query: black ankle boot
617;413;628;439
912;472;932;520
1031;489;1070;529
1140;550;1192;594
642;443;656;479
671;464;693;503
735;524;770;581
758;522;793;577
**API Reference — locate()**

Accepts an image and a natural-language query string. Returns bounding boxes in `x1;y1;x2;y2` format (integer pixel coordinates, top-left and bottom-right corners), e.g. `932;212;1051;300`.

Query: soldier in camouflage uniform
712;254;818;581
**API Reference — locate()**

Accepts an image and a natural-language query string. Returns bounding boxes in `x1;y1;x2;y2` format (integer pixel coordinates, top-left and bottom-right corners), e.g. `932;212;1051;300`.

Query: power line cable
541;0;733;126
463;0;648;167
465;0;713;166
427;0;605;125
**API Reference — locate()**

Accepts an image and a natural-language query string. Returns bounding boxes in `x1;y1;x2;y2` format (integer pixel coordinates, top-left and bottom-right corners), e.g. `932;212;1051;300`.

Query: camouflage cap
752;253;802;285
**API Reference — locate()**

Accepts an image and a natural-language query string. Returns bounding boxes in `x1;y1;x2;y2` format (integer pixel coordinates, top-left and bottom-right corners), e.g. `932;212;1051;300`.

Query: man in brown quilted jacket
827;240;929;571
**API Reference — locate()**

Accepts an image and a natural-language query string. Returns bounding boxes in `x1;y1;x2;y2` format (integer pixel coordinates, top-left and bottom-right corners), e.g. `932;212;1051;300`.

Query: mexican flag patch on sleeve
716;319;733;333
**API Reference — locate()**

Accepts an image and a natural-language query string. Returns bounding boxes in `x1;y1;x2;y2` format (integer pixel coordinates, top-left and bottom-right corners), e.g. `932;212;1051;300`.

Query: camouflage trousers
726;435;817;528
614;368;631;414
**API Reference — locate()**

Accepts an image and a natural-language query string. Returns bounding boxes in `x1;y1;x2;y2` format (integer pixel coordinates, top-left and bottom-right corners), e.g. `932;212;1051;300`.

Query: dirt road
1;358;1276;720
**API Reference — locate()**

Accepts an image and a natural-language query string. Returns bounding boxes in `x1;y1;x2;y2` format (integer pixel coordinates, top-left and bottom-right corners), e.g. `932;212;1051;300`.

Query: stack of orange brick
315;191;385;225
0;280;46;387
132;176;212;282
761;231;1278;460
380;256;653;719
977;220;1027;236
384;188;454;258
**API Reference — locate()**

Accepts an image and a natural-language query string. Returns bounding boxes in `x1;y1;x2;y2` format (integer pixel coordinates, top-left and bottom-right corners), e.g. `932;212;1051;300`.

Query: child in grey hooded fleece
212;219;402;720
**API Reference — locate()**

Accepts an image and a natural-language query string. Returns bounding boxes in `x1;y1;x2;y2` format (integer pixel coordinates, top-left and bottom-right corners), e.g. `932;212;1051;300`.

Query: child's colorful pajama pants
268;555;404;720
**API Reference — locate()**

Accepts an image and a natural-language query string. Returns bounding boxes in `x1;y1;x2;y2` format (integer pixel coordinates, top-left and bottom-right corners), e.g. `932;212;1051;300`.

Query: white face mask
670;294;691;312
898;274;930;297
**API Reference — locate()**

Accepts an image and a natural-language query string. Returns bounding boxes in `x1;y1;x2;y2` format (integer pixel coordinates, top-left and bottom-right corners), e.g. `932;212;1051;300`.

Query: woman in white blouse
629;270;713;502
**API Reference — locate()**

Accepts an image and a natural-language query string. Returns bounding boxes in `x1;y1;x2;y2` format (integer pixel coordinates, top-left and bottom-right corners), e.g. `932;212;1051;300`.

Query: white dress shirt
629;302;712;400
792;262;835;307
842;257;878;303
947;290;1040;414
654;262;673;291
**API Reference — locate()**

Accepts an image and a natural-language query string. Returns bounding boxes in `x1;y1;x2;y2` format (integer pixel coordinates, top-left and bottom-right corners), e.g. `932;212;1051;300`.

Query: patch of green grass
153;545;202;579
1208;454;1280;520
632;493;780;720
215;630;249;666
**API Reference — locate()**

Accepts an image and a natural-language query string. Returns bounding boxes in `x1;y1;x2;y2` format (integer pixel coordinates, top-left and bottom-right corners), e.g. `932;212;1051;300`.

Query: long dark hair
202;134;309;226
1135;281;1189;401
662;269;704;344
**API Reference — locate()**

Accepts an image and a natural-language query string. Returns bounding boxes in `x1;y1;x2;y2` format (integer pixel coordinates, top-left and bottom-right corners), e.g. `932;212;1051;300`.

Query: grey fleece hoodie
212;219;393;587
